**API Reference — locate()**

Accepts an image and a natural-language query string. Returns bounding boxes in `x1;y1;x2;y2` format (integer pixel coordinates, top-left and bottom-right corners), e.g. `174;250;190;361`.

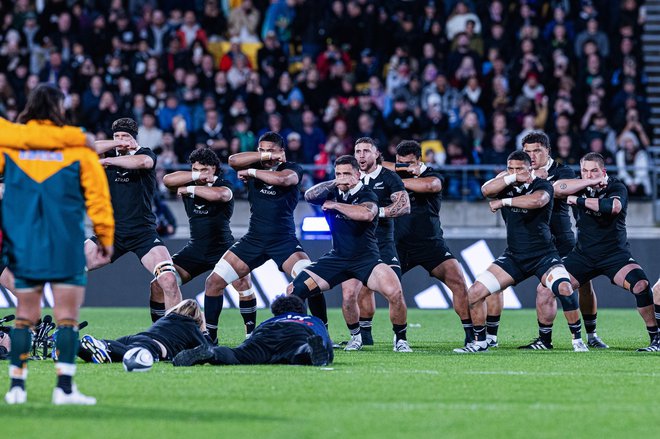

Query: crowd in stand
0;0;653;199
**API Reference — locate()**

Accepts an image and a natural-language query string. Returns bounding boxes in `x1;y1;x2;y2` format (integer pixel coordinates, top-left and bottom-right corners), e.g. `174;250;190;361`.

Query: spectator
176;11;207;49
385;95;418;139
228;0;261;43
137;112;163;150
616;130;651;196
195;108;230;161
574;17;609;59
300;109;326;164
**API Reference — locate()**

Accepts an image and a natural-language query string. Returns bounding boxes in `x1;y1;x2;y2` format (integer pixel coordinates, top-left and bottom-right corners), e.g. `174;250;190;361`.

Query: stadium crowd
0;0;653;201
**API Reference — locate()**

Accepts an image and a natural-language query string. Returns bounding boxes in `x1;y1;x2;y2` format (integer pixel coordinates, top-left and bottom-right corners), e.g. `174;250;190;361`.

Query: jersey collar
207;176;218;187
360;165;382;184
339;181;364;199
541;157;554;172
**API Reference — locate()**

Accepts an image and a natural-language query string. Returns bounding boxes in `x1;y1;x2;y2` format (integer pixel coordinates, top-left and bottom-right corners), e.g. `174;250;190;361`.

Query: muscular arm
481;171;511;198
510;190;550;209
252;169;299;187
401;176;442;194
568;195;622;216
163;171;194;189
328;201;378;222
101;154;154;170
383;190;410;217
94;140;131;155
305;180;336;205
553;178;597;198
228;151;262;170
183;186;233;202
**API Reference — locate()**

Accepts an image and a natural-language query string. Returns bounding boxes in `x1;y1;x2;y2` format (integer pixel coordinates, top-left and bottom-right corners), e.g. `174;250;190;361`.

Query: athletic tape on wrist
503;174;517;185
248;168;257;178
379;207;386;218
187;186;196;197
191;171;201;181
502;198;512;207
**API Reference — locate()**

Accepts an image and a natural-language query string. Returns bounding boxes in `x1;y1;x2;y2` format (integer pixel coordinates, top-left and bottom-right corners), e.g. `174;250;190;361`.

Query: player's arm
239;168;299;187
94;139;133;155
489;188;551;212
382;190;410;217
100;154;154;170
177;186;233;203
163;171;195;189
401;176;441;193
323;200;378;222
566;184;625;216
304;180;337;205
228;151;285;170
553;177;602;198
481;170;521;198
79;149;115;254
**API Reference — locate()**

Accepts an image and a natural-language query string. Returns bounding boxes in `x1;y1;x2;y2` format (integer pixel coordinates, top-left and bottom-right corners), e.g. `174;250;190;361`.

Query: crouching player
2;84;114;404
78;299;207;364
455;151;584;353
173;295;332;366
289;155;411;352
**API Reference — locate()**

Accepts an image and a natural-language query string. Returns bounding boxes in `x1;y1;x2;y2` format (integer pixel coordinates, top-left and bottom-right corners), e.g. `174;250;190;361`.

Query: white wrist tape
187;186;196;197
261;152;272;161
191;171;201;181
503;174;517;185
248;168;257;178
502;198;512;207
379;207;386;218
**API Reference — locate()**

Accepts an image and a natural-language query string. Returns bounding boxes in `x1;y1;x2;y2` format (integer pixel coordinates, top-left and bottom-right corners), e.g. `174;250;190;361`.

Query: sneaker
637;336;660;352
361;330;374;346
572;339;589;352
344;334;363;351
173;344;215;367
4;387;27;405
393;337;413;352
453;341;488;353
307;335;329;366
518;338;553;350
331;339;342;349
80;335;111;364
487;335;498;348
52;385;96;405
587;334;609;349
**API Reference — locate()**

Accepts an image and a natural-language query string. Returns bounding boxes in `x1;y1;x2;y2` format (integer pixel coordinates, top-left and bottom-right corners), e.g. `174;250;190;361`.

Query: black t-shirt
394;166;444;244
325;183;380;259
246;162;302;237
546;160;576;238
183;177;234;252
140;313;207;359
496;177;554;257
361;166;406;243
573;176;629;258
105;147;157;236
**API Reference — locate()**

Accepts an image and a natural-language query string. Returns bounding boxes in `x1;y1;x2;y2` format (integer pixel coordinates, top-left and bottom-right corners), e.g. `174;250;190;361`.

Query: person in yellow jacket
0;84;114;406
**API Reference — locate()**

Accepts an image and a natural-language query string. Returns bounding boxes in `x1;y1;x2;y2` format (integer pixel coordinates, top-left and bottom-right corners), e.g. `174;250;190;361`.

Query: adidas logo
296;245;302;249
551;258;559;262
392;257;398;262
629;258;634;262
153;239;161;243
445;252;451;256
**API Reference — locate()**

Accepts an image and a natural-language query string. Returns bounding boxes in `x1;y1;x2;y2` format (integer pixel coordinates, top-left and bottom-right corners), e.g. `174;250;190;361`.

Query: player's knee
557;291;579;312
557;282;573;297
290;271;321;300
212;258;239;285
544;265;572;297
624;268;650;295
653;280;660;297
205;273;226;296
154;261;181;287
475;271;501;295
290;259;312;278
232;277;251;292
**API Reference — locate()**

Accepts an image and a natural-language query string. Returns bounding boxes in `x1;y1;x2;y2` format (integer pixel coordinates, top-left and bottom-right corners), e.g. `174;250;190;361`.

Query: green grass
2;308;660;439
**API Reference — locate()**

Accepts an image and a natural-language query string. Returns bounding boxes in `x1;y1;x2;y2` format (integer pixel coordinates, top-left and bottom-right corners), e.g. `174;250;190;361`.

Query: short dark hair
189;148;221;175
355;137;378;148
258;131;284;148
18;83;66;126
581;152;605;167
521;131;550;150
335;155;359;171
396;140;422;158
270;295;306;315
507;150;532;166
112;118;138;139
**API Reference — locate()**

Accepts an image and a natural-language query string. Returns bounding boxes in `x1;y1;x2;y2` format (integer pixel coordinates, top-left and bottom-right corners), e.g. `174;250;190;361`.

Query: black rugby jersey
361;165;406;243
183;177;234;251
139;313;207;359
394;166;444;243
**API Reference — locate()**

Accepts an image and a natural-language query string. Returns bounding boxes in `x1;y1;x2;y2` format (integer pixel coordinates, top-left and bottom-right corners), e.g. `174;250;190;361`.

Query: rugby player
492;131;608;349
290;155;412;352
341;137;410;350
1;84;114;405
553;153;660;352
203;132;317;343
172;295;332;367
454;150;585;353
86;118;183;312
382;140;474;347
78;299;207;364
154;148;258;337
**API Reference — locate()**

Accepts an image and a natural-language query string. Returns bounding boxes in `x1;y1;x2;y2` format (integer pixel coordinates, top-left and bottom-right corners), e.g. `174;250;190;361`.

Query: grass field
2;307;659;439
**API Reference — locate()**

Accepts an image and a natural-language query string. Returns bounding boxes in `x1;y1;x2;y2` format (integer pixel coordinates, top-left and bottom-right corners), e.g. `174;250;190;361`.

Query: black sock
204;294;224;342
149;300;165;323
486;315;500;336
474;325;486;342
647;326;658;342
239;298;257;335
307;294;328;325
461;318;473;340
56;375;73;394
10;378;24;390
655;304;660;329
359;316;373;333
583;313;597;335
392;324;407;341
347;322;360;336
538;321;553;344
568;319;582;340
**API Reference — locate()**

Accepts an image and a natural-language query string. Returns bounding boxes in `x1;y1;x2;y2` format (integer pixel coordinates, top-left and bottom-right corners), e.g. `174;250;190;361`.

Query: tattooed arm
305;180;337;205
382;190;410;217
553;177;605;198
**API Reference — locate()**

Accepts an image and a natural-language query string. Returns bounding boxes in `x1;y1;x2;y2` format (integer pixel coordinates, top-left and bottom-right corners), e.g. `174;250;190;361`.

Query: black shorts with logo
493;250;563;285
396;239;456;275
91;229;165;262
563;249;639;286
378;240;401;280
173;241;233;280
229;233;305;272
305;250;381;288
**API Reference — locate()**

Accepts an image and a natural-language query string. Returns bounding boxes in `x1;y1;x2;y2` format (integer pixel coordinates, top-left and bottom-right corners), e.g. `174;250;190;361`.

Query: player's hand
237;169;252;182
99;158;111;167
566;195;578;206
114;140;133;152
516;169;532;183
334;175;352;186
97;244;114;262
177;187;192;198
199;169;215;184
322;201;337;211
489;199;503;213
271;151;286;163
407;163;423;176
532;168;548;180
